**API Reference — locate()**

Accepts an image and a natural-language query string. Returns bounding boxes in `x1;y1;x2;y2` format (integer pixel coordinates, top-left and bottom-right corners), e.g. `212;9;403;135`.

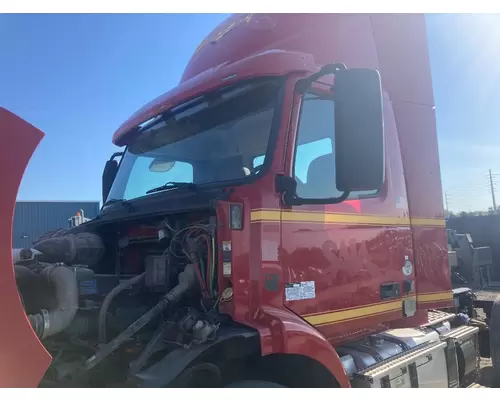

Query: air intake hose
26;265;79;339
32;232;105;266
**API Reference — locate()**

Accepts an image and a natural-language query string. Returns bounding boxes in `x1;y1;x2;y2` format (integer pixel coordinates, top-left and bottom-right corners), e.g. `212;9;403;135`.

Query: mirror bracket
296;63;347;94
109;152;124;161
275;174;350;207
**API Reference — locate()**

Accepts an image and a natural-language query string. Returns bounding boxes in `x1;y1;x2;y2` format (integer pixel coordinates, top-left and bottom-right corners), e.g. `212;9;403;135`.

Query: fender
0;108;52;387
257;306;350;388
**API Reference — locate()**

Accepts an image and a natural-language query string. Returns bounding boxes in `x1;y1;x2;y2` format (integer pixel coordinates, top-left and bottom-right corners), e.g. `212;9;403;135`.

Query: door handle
380;282;401;300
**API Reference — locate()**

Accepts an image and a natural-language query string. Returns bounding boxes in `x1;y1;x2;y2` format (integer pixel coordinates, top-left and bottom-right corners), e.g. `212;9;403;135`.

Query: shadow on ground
479;362;498;388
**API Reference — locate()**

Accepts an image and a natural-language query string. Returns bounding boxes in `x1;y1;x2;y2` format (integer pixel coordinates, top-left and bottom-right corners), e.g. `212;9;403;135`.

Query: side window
293;94;378;200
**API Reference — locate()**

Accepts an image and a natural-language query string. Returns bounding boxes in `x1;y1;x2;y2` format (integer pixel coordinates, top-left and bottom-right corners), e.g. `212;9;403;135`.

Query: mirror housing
102;158;119;204
334;68;385;192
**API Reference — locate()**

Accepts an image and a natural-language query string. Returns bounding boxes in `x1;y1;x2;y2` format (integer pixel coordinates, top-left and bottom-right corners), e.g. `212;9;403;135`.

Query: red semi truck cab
110;12;451;344
2;14;469;389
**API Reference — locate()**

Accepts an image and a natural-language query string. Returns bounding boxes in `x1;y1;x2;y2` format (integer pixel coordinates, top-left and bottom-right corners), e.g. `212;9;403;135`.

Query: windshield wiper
102;198;134;213
146;182;199;195
103;199;125;205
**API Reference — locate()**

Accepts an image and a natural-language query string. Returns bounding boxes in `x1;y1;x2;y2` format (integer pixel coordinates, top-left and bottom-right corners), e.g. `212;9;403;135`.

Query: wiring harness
166;222;218;305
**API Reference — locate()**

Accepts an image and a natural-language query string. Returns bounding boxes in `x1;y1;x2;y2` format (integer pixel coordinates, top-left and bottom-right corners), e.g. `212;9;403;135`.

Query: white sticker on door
285;281;316;301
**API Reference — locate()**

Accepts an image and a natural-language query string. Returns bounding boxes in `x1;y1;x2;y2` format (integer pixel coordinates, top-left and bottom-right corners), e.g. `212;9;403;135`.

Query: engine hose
82;297;170;373
14;264;40;281
26;265;78;339
74;264;198;377
98;272;146;343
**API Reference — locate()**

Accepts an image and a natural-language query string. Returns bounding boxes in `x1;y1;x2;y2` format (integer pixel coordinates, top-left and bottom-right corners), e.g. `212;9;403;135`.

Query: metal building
12;201;100;249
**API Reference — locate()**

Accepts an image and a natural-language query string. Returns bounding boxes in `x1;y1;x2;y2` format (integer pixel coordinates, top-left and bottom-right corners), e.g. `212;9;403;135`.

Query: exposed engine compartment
14;210;222;387
12;210;484;389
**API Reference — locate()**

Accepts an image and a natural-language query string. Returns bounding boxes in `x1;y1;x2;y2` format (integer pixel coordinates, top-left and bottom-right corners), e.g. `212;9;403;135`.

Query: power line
442;169;500;213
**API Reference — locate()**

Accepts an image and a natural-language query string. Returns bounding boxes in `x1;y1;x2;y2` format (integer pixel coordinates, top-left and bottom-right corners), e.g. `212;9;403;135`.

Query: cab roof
112;49;316;146
113;13;434;146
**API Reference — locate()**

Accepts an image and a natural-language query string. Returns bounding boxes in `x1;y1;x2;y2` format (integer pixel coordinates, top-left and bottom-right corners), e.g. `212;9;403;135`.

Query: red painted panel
370;14;435;107
394;102;451;300
0;108;51;387
183;14;381;83
414;226;452;307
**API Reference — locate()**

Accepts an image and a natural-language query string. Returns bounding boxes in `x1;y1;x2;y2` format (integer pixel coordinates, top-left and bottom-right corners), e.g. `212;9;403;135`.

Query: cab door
0;108;51;387
279;87;418;343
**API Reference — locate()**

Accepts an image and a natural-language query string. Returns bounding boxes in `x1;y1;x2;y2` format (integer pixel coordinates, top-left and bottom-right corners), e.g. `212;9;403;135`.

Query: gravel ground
479;357;496;387
472;306;496;388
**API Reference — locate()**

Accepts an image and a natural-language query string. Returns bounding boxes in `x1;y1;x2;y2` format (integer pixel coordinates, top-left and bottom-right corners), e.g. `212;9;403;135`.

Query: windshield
106;79;282;202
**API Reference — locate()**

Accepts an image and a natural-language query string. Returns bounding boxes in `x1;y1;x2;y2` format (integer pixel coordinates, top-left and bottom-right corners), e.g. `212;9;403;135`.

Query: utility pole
444;191;450;213
489;169;497;212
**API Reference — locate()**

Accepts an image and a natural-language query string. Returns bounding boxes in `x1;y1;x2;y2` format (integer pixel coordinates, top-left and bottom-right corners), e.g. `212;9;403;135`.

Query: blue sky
1;14;499;212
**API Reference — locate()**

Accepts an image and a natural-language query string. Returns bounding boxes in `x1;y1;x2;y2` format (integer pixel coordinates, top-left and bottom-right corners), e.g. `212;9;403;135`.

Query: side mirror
334;68;385;192
278;65;385;207
102;159;119;204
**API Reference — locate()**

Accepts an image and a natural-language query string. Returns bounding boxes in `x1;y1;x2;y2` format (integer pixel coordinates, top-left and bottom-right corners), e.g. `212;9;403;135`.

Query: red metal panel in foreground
0;108;51;387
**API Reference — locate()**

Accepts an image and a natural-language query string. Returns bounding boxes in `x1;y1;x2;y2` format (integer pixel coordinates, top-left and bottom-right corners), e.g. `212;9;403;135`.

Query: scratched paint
194;14;254;54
